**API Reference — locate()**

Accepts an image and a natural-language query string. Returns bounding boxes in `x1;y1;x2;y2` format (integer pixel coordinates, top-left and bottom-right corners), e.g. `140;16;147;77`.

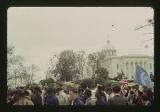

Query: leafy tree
113;73;123;81
81;78;96;89
7;46;24;81
87;51;106;79
45;55;58;79
29;64;39;84
39;78;55;86
95;68;109;79
54;50;78;81
75;50;87;80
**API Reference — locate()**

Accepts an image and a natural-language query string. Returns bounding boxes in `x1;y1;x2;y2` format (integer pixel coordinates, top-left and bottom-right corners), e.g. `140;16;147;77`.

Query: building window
150;63;152;69
117;64;119;70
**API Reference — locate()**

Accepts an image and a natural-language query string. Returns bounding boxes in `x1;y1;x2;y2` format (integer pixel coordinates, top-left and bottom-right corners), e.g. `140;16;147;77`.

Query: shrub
103;80;112;89
81;78;96;89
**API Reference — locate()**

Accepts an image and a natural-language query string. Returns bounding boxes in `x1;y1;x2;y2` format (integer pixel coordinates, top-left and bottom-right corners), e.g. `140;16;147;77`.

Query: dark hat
47;87;56;95
112;86;121;93
80;83;87;89
34;86;42;93
97;86;105;91
106;87;112;91
138;90;143;96
13;89;24;97
84;89;92;97
96;89;105;96
141;95;148;101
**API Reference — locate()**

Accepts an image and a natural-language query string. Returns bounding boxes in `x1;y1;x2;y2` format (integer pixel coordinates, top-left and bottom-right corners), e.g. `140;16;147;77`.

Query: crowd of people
7;83;154;106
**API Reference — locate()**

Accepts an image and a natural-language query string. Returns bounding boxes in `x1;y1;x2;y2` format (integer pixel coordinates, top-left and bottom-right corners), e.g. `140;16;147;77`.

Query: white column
133;62;135;79
142;61;145;69
144;61;147;70
124;62;126;76
146;62;149;73
131;62;133;79
144;61;146;70
140;61;142;67
137;61;140;67
135;61;138;74
142;61;144;68
126;62;128;78
128;62;131;80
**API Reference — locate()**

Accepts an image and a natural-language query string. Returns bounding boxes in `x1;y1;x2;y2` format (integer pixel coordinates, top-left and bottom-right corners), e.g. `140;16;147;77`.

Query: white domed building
100;40;154;80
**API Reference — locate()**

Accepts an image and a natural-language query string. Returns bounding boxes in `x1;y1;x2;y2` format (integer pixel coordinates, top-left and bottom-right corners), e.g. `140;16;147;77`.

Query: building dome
103;40;116;51
102;40;117;56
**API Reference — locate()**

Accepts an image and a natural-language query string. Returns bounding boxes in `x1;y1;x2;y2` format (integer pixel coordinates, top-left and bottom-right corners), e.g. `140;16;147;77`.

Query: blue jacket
72;96;84;105
46;95;59;105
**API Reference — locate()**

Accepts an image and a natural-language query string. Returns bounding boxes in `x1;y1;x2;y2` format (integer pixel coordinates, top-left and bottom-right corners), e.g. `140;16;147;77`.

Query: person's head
135;84;139;90
34;86;41;94
57;83;63;88
112;86;121;94
47;87;56;96
137;90;143;97
128;86;131;91
20;86;24;89
24;89;29;96
13;89;24;100
142;86;148;93
69;88;78;101
80;83;87;91
83;89;92;100
56;87;63;94
141;95;149;105
95;90;104;98
106;88;112;95
8;89;15;97
97;86;105;91
144;88;153;98
130;90;135;95
27;89;32;96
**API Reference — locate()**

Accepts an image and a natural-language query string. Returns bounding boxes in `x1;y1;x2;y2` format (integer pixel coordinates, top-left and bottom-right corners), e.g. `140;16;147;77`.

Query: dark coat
132;96;142;105
71;96;84;105
78;90;86;103
7;98;16;105
95;96;107;105
108;95;128;105
31;93;42;106
45;95;59;105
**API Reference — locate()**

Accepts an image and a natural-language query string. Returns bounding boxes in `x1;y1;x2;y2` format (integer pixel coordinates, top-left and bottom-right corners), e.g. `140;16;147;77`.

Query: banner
135;65;153;89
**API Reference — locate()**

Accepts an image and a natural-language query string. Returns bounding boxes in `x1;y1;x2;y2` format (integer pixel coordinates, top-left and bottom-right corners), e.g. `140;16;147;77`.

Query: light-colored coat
56;90;70;105
85;97;96;105
13;97;34;105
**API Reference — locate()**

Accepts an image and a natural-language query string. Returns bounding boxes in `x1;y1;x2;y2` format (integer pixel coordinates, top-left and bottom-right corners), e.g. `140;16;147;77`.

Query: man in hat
108;86;128;105
95;89;107;105
13;89;34;105
45;87;59;105
78;83;87;103
31;86;42;105
56;83;70;105
83;89;96;105
105;87;114;103
141;95;152;106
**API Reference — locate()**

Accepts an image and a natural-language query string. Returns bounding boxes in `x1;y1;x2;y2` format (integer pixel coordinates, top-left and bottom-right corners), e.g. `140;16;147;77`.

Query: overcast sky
7;7;154;82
